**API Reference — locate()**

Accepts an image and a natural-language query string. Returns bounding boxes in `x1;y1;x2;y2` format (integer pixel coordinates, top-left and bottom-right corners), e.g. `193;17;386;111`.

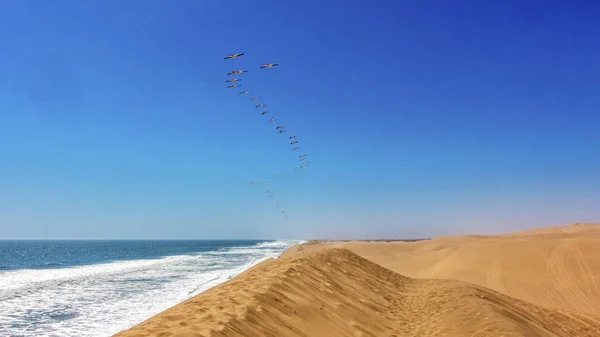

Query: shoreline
115;224;600;336
0;240;298;337
111;240;301;335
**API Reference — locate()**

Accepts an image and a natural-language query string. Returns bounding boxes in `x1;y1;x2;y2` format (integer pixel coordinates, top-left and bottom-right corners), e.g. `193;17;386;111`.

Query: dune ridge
503;223;600;236
116;247;600;337
307;225;600;319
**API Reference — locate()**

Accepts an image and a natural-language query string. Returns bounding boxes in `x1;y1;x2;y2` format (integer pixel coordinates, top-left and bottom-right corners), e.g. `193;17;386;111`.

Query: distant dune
116;223;600;336
503;222;600;236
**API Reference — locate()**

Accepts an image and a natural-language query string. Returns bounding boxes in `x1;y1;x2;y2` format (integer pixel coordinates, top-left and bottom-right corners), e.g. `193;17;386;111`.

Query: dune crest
310;229;600;318
116;248;600;337
503;223;600;236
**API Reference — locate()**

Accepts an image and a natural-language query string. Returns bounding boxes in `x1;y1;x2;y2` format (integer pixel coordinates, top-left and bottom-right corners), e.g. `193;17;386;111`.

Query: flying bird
276;125;284;130
290;141;298;145
256;104;267;108
227;70;247;76
261;111;269;115
289;135;296;139
260;63;279;69
279;130;287;134
239;91;249;95
267;118;278;123
226;78;241;83
250;97;259;101
227;85;241;89
292;147;300;151
225;53;244;60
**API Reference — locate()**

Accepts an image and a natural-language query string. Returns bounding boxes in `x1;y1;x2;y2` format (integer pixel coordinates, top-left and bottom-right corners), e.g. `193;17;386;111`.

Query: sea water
0;239;302;337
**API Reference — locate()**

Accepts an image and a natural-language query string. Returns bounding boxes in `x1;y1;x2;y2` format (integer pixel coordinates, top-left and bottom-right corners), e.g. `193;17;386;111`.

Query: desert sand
116;223;600;336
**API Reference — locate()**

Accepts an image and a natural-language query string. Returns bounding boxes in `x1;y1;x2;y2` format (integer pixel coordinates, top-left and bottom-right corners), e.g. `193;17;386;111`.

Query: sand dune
503;223;600;236
116;245;600;336
306;224;600;319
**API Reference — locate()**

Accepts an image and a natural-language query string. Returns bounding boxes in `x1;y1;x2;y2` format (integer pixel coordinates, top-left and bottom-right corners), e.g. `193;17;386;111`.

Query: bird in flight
227;70;247;76
225;53;244;60
260;63;279;69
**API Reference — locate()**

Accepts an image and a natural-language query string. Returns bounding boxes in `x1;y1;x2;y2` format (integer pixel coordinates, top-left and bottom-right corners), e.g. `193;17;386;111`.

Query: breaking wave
0;240;301;337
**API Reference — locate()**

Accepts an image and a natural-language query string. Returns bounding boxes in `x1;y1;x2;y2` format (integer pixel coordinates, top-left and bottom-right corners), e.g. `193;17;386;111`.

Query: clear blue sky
1;0;599;240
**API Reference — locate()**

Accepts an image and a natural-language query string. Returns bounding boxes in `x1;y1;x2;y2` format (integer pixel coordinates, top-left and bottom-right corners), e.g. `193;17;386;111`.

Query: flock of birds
223;52;310;219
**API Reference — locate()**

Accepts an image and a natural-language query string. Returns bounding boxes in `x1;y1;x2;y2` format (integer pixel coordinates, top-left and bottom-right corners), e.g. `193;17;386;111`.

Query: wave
256;239;307;249
0;240;297;337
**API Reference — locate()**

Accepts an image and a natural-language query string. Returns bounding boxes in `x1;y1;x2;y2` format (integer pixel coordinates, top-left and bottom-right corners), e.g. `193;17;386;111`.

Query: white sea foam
255;240;305;248
0;240;302;337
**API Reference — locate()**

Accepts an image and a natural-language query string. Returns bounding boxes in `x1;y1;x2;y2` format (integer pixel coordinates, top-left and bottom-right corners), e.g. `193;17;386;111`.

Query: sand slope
307;225;600;319
116;248;600;337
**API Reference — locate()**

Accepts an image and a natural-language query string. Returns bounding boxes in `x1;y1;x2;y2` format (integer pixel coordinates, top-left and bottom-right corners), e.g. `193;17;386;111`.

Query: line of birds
223;52;310;218
225;53;280;70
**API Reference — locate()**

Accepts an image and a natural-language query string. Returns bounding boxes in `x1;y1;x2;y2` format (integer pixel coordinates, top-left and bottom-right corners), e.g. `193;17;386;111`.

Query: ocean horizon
0;239;303;336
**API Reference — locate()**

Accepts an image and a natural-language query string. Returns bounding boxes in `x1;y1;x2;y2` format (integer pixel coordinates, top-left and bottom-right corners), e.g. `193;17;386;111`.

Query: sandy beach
115;223;600;336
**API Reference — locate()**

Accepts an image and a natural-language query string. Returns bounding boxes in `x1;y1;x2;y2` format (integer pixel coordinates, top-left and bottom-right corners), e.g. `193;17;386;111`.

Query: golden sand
116;223;600;336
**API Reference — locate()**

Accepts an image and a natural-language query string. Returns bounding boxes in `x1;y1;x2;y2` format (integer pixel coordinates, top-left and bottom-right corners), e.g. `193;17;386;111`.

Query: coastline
112;240;301;336
0;240;298;337
115;225;600;336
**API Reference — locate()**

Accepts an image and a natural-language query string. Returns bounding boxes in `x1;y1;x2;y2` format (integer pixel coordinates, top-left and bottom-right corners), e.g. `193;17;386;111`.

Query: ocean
0;239;302;337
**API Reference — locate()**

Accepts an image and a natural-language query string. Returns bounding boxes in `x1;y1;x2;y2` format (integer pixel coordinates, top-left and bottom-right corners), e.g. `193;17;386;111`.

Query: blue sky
1;0;599;239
